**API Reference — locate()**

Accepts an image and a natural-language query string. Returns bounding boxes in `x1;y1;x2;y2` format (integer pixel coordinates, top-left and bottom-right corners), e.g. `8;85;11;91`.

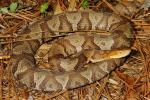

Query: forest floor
0;0;150;100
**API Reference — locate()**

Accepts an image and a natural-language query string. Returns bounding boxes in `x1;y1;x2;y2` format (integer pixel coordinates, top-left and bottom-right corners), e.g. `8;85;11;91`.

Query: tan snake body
10;9;135;91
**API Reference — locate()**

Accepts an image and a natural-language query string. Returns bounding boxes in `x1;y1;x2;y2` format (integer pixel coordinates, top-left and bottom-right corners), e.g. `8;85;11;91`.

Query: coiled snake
10;8;135;92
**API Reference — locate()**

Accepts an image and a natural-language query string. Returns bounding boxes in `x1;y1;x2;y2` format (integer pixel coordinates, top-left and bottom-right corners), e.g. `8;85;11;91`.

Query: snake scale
10;2;137;92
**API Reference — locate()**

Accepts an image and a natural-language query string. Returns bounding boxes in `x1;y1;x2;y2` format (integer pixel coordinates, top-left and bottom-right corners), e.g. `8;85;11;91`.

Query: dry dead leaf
115;70;136;86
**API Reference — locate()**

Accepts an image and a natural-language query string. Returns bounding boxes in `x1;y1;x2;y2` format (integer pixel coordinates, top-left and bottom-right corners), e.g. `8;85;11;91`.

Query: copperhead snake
10;2;137;92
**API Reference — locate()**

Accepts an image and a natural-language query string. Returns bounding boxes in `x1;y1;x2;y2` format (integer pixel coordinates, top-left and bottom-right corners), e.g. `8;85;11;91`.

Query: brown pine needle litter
0;0;150;99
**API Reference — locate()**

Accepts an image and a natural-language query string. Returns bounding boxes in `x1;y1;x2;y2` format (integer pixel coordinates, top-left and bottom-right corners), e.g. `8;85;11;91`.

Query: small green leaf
0;7;9;13
40;3;49;13
9;2;18;12
81;0;89;9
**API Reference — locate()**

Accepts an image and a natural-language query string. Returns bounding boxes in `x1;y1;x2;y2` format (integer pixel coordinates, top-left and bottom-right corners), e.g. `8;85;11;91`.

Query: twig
49;90;67;99
6;12;33;21
96;1;104;8
102;0;130;20
0;61;3;100
76;0;85;9
0;24;6;29
0;56;10;60
96;77;109;99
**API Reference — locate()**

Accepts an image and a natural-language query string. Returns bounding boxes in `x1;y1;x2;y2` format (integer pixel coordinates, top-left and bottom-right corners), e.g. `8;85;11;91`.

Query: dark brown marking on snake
59;15;73;31
11;53;35;74
91;63;108;81
48;57;66;73
39;74;63;91
82;35;100;50
57;39;77;57
40;22;55;40
95;13;109;30
66;72;89;89
77;12;92;30
17;69;35;88
111;30;131;49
